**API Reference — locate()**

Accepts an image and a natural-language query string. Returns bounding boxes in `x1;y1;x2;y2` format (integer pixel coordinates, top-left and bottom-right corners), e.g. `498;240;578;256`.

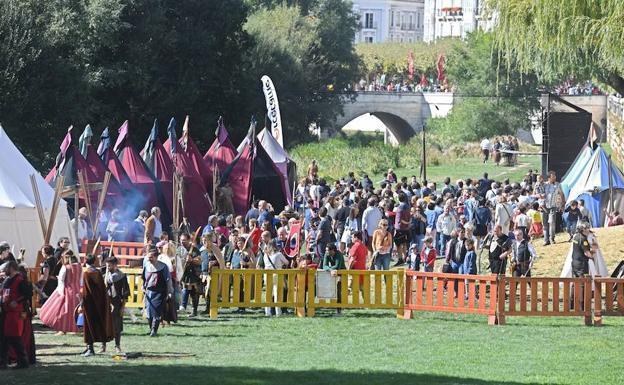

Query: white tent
0;125;76;266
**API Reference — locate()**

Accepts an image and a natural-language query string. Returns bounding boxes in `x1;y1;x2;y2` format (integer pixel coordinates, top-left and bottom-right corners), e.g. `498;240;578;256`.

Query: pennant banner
260;75;284;147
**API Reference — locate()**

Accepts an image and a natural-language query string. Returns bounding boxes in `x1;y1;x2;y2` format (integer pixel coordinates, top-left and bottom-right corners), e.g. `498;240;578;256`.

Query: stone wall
607;95;624;169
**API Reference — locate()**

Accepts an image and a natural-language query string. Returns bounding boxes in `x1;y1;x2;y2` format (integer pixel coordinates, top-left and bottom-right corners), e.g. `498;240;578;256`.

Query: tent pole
608;154;614;218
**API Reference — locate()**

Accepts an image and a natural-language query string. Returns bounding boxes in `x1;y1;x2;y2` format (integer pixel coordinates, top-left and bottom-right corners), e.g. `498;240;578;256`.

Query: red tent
163;118;212;228
84;144;124;197
180;116;212;189
220;120;290;215
45;133;101;203
100;147;134;192
113;121;167;217
220;141;253;216
203;118;237;186
142;138;175;221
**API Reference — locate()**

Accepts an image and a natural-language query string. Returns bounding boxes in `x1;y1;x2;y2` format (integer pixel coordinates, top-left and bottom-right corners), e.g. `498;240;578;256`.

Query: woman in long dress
39;250;82;334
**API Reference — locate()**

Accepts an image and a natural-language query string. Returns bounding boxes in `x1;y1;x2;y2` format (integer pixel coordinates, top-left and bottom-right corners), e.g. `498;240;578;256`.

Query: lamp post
420;122;426;181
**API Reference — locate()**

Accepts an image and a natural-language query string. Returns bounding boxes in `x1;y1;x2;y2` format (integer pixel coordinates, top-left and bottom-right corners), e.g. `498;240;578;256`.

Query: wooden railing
593;277;624;326
403;271;499;324
497;277;593;325
81;240;145;267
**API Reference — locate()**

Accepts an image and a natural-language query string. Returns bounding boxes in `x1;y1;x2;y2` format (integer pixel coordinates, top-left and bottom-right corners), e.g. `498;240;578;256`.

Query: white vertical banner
261;75;284;147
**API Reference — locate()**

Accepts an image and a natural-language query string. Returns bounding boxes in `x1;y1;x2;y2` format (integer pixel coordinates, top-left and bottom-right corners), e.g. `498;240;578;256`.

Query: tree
486;0;624;94
356;39;461;82
244;1;360;146
427;31;544;145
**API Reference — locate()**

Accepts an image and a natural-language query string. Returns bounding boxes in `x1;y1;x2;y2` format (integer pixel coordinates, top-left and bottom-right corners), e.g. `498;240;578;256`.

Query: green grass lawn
371;155;542;186
8;309;624;385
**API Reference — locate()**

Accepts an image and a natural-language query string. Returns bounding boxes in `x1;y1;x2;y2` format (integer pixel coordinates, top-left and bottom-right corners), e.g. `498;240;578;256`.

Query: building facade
422;0;495;42
353;0;425;43
352;0;494;43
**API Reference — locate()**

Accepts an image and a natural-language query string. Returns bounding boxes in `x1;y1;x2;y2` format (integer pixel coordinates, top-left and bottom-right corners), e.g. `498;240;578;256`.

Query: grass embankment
290;134;540;184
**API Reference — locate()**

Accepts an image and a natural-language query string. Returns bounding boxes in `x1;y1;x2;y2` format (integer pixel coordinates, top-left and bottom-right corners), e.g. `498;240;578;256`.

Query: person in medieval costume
105;257;130;353
39;250;82;335
560;222;609;279
8;264;36;366
142;246;173;337
81;254;114;357
0;261;31;369
178;233;202;317
37;245;61;305
216;183;235;215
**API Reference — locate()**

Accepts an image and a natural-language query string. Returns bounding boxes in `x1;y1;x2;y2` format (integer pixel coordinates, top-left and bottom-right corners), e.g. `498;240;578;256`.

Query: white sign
315;270;337;299
261;75;284;147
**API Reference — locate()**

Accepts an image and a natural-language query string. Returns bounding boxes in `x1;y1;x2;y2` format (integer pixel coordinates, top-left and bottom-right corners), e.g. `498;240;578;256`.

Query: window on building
365;36;374;43
391;11;395;27
409;14;414;30
365;13;374;29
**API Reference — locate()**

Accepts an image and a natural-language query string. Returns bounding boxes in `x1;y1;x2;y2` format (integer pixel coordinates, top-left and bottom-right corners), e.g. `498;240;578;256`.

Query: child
514;205;531;240
527;202;543;239
105;257;130;354
408;244;421;271
421;236;437;272
463;238;477;275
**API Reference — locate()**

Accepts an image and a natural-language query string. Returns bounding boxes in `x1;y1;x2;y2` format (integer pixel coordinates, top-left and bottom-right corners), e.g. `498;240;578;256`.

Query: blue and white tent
563;145;624;227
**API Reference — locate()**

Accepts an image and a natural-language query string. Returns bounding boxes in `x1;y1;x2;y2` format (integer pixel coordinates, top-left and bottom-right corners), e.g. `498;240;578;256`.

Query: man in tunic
0;261;30;369
571;223;593;277
81;255;113;356
142;246;173;337
105;257;130;353
488;225;512;275
178;233;202;317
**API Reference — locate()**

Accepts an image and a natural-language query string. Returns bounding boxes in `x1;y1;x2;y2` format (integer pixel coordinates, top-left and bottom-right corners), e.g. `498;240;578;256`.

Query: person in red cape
81;254;113;357
0;261;31;369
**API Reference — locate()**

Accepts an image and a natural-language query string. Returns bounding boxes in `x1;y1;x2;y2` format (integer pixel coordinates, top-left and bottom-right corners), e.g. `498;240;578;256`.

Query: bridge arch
333;92;428;144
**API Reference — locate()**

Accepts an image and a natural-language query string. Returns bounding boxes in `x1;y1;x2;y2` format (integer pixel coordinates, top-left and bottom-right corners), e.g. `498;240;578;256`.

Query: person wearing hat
142;245;172;337
570;223;592;277
0;242;15;264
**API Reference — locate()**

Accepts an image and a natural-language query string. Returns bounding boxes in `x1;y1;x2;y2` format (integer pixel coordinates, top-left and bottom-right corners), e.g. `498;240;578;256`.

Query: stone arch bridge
333;92;454;144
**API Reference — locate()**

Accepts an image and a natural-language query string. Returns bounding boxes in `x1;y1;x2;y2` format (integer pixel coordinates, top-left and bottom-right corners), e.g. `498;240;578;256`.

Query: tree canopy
0;0;360;169
486;0;624;94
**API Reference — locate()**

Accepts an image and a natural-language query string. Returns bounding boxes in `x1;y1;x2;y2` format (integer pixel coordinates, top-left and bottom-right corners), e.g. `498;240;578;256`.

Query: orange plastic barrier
593;277;624;326
403;271;499;324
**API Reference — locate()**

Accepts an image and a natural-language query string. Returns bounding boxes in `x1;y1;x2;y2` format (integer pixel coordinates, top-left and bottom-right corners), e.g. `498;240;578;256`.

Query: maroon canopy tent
97;127;134;192
180;116;212;189
204;118;237;190
45;130;102;203
219;120;290;215
141;120;175;221
163;118;212;229
84;144;124;197
113;121;169;219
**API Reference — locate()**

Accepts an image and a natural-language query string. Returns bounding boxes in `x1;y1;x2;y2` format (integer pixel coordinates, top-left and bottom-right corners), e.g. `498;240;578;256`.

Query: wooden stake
93;172;111;239
30;174;48;239
45;176;64;245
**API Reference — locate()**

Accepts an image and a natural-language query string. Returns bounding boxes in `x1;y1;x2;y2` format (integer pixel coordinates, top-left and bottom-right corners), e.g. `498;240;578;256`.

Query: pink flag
59;126;73;155
113;120;129;153
216;117;228;144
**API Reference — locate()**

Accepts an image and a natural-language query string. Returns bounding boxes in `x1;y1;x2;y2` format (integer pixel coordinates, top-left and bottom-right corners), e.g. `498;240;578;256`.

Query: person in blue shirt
463;238;477;275
244;200;260;225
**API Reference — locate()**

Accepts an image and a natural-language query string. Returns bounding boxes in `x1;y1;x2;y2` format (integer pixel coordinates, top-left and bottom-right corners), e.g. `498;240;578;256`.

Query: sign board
315;270;337;299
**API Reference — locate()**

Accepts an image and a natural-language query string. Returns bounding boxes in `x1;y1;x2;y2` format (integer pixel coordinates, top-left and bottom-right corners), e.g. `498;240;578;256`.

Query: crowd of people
479;136;520;167
0;154;619;368
353;77;451;93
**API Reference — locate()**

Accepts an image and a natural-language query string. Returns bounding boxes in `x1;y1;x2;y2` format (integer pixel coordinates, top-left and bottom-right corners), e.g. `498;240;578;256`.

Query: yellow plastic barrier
209;269;307;319
124;268;144;308
306;269;404;317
